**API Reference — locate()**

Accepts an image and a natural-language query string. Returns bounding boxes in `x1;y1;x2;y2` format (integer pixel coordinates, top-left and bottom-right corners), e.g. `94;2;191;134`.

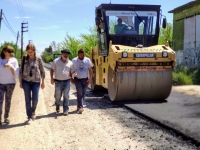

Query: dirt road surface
172;85;200;98
0;69;199;150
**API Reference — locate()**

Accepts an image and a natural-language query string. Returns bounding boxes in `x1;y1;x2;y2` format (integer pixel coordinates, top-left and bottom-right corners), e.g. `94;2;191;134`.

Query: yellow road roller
90;4;176;101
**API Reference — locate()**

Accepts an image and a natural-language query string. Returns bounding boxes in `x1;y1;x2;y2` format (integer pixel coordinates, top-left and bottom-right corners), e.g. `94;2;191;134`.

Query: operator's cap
61;49;71;54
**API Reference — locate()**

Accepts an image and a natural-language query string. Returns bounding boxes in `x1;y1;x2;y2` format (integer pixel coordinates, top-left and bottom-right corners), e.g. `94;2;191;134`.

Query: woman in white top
0;45;19;125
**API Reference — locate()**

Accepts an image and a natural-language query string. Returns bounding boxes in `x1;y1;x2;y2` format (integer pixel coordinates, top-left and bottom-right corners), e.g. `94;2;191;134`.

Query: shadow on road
115;99;168;105
36;110;80;120
0;122;26;129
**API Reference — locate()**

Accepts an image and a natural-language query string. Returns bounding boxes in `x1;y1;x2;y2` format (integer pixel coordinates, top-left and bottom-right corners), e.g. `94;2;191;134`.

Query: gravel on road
0;69;199;150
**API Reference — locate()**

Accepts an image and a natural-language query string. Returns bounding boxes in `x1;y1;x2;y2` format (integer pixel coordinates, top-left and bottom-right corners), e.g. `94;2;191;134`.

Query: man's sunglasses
7;51;14;53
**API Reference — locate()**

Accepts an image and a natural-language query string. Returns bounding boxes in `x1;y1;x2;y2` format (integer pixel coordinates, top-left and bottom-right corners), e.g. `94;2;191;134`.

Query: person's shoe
77;108;84;114
63;111;68;116
26;118;32;125
32;113;36;120
4;118;10;124
56;105;60;113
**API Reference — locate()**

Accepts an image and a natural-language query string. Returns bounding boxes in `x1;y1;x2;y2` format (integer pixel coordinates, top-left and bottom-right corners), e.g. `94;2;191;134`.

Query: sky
0;0;194;55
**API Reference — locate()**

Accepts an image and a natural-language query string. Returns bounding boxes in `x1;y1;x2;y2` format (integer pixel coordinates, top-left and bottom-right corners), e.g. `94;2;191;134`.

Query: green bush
187;67;200;84
172;65;200;85
172;72;193;85
45;55;54;63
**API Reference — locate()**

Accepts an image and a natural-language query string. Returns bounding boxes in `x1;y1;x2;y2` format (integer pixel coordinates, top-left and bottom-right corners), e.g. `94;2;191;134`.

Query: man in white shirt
50;49;72;115
71;49;93;114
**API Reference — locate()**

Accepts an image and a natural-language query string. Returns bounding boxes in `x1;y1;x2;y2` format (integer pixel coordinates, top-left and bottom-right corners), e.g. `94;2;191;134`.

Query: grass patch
172;65;200;85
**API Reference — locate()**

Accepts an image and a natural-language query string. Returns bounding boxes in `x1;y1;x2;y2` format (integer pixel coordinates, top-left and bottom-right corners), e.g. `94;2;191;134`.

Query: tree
0;41;21;61
41;41;63;63
50;41;57;51
79;26;98;56
40;26;99;62
109;20;116;34
45;46;53;53
139;23;144;35
61;33;82;59
158;23;173;47
60;27;98;59
50;41;61;52
41;45;54;63
41;50;54;63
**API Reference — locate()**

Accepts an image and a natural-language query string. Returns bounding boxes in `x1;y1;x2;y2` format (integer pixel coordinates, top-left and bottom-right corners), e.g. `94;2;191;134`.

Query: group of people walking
0;44;92;125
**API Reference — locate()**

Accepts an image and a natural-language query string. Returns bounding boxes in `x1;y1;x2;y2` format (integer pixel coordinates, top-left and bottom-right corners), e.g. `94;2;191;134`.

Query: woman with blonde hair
19;44;45;125
0;45;19;125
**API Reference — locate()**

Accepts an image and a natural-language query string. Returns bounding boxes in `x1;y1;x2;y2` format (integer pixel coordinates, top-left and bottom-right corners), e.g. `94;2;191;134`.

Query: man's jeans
54;79;70;112
22;79;40;119
74;78;88;108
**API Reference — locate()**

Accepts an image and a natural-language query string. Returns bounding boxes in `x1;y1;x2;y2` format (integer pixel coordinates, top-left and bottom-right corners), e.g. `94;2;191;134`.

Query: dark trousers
0;83;15;121
74;78;88;108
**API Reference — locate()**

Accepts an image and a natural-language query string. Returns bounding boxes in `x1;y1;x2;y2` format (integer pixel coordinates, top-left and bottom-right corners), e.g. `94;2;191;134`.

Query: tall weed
172;65;200;85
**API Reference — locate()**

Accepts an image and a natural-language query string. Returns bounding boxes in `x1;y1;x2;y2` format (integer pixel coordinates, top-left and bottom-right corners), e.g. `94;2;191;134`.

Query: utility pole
15;31;19;56
28;40;32;44
0;9;2;32
21;22;28;59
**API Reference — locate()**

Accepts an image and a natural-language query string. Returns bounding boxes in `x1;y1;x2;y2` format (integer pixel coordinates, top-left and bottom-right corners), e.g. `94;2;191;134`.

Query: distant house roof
169;1;197;13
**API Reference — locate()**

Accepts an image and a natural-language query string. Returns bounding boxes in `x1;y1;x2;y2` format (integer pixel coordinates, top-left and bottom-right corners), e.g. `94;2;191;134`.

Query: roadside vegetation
0;42;22;63
173;66;200;85
41;27;98;63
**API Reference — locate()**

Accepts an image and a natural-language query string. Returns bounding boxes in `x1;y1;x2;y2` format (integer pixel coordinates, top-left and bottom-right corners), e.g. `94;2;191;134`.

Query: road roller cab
90;3;176;101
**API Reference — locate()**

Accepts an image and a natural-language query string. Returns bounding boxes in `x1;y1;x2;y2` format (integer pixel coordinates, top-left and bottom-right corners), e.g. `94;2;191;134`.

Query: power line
2;13;17;35
2;19;17;37
15;0;24;22
18;0;27;19
2;13;17;37
14;0;33;45
15;0;33;42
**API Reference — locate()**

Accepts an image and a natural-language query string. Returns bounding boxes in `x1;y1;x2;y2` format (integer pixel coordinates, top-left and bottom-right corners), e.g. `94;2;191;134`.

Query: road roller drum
108;66;172;101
